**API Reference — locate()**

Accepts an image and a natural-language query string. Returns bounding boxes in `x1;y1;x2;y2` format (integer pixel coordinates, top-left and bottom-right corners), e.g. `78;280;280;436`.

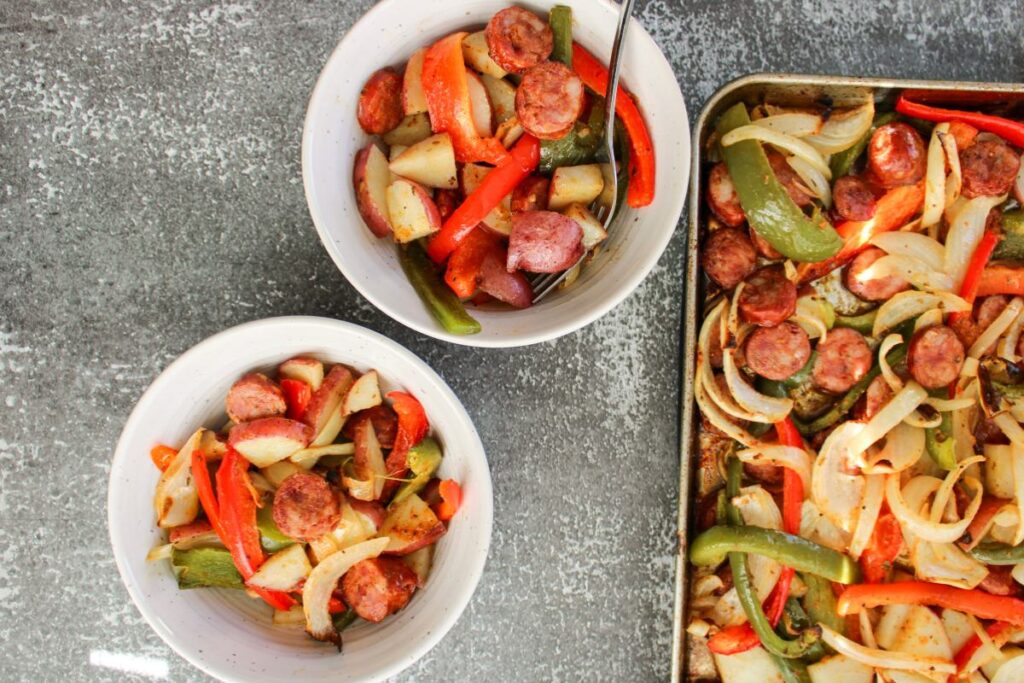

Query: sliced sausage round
749;226;782;260
356;68;404;135
272;473;341;541
511;175;550;213
766;150;813;207
960;138;1022;198
225;373;287;424
507;210;583;273
868;122;927;188
702;227;758;290
908;325;965;390
744;321;811;381
845;247;909;301
854;374;894;421
833;175;877;221
738;265;798;327
341;557;419;622
707;163;745;227
484;6;553;74
812;327;872;394
514;62;584;141
342;404;398;449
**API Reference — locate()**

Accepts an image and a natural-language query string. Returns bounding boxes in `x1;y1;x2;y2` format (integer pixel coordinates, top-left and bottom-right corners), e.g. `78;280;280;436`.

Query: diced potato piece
389;145;407;184
465;71;493;137
383;112;432;147
386;179;442;243
884;605;952;660
353;143;393;238
343;370;382;416
548;164;605;210
248;544;311;591
278;357;324;391
497;118;524;148
563;203;608;250
379;494;446;555
261;459;304;488
462;31;507;79
712;647;784;683
941;609;976;655
342;419;386;501
480;73;516;124
389;133;458;189
402;47;428;116
598;162;617;208
154;429;203;528
807;655;874;683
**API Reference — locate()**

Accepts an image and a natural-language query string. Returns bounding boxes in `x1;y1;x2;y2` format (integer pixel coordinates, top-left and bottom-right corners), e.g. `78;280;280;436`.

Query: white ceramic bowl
108;317;492;683
303;0;689;347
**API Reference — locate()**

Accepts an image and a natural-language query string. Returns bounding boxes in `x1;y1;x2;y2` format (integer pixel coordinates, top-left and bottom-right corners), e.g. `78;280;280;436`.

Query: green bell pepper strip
801;572;846;637
779;598;827;664
834;310;878;335
829;112;897;178
398;242;481;336
256;501;295;553
970;542;1024;565
925;389;956;470
548;5;573;67
172;547;245;590
332;609;359;632
717;102;842;262
772;654;812;683
539;96;606;173
992;210;1024;262
391;437;443;505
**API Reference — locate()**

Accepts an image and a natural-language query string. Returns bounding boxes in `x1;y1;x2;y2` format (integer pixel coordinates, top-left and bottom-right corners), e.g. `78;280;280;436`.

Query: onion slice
736;445;812;493
723;349;794;423
998;309;1024;362
303;537;389;644
945;194;1009;289
992;654;1024;683
817;624;955;675
969;296;1024;359
858;253;954;292
721;125;832;179
752;112;823;137
699;301;762;422
786;155;833;207
941;128;963;209
922;123;951;228
804;102;875;155
912;539;989;589
847;381;929;455
695;371;761;448
813;422;867;533
873;291;971;338
849;473;885;559
878;334;905;392
871;232;946;272
865;421;925;474
886;470;983;544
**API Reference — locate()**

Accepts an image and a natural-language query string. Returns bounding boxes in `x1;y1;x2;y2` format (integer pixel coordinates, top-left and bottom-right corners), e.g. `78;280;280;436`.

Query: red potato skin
353;145;392;238
352;418;383;499
272;472;341;541
227;417;313;450
706;162;745;227
868;122;927;188
907;325;965;390
401;48;426;115
701;227;758;290
383;517;446;556
514;62;584;141
348;498;386;530
341;557;419;623
357;68;404;135
302;365;355;432
484;6;553;74
342;404;398;449
225;373;287;424
168;519;213;543
960;138;1021;198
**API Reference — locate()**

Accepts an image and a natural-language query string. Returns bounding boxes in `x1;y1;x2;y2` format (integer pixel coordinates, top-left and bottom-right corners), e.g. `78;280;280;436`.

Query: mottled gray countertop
1;1;1021;681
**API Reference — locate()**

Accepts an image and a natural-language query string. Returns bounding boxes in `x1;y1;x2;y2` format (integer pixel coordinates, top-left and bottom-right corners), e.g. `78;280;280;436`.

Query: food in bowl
687;91;1024;681
351;4;655;335
147;356;463;649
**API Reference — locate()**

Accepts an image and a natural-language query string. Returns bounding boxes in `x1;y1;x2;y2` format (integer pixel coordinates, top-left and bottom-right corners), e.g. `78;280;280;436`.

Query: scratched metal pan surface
670;73;1024;683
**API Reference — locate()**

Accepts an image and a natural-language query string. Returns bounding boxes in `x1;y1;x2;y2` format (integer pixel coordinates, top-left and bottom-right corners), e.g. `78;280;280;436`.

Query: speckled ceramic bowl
108;317;492;683
302;0;689;347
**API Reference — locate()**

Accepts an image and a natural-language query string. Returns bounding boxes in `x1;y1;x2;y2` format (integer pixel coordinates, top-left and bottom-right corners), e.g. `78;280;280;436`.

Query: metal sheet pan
671;73;1024;683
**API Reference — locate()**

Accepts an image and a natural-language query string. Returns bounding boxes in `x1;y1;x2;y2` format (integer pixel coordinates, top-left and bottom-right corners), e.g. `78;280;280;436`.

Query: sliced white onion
804;101;875;155
727;283;744;341
818;624;956;675
787;155;833;207
970;297;1024;359
912;539;989;588
886;470;983;544
904;410;944;429
953;382;981;465
871;231;947;272
922;123;951;228
931;456;985;523
1015;151;1024;204
848;381;929;455
1013;443;1024;546
916;307;946;331
850;473;886;559
992;652;1024;683
813;422;867;533
303;537;389;643
793;295;831;340
723;349;794;423
858;253;954;292
736;445;812;493
865;421;925;474
941;128;963;209
695;372;761;448
721;125;832;179
993;412;1024;449
699;302;762;423
999;309;1024;363
752;111;823;137
945;194;1009;289
878;334;906;392
873;291;972;338
924;395;976;412
799;499;852;552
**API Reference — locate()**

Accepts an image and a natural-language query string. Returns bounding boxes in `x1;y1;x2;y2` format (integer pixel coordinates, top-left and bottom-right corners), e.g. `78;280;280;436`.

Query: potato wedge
461;163;512;235
548;164;605;210
402;47;428;115
461;31;507;78
382;112;432;148
343;419;386;501
303;365;354;446
353;143;393;238
343;370;382;416
465;71;493;137
248;544;311;591
563;202;608;250
386;179;442;243
480;73;516;124
388;133;458;189
154;428;203;528
379;493;446;555
278;357;324;391
228;417;313;468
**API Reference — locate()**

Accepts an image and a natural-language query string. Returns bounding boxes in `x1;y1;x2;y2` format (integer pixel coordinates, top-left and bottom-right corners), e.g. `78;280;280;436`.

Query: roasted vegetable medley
689;91;1024;682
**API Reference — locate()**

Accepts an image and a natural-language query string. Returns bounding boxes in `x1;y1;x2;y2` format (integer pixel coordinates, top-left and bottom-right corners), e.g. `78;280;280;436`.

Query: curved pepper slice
896;92;1024;148
444;227;499;298
398;242;481;335
717;102;842;263
837;581;1024;626
422;32;510;166
381;391;430;500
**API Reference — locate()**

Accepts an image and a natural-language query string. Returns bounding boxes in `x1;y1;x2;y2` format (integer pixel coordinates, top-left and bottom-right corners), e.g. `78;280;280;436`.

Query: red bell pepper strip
837;581;1024;626
707;419;802;656
797;183;925;285
444;227;499;298
190;449;226;539
858;510;903;583
434;479;462;521
381;391;430;500
571;42;655;208
427;134;540;263
952;621;1014;679
896;92;1024;148
151;444;178;472
280;378;312;421
215;448;295;610
949;228;1001;326
422;32;510;166
976;263;1024;297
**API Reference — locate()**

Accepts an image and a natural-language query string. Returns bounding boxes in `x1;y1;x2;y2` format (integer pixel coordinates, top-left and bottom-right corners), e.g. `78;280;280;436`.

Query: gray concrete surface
0;1;1021;681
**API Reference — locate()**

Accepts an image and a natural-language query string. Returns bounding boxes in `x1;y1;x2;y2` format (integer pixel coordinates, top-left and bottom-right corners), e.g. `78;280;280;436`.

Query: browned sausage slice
868;122;926;188
766;150;813;207
743;321;811;381
845;247;909;302
738;265;798;327
702;227;758;290
514;62;584;141
357;68;404;135
484;7;553;74
342;404;398;450
511;175;550;213
225;373;287;424
833;175;878;221
507;210;583;273
960;138;1022;198
812;327;872;394
272;473;341;541
707;163;746;227
341;557;419;622
908;325;965;390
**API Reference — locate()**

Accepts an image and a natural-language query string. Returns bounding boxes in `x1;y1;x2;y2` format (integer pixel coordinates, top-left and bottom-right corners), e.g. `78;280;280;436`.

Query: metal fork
530;0;636;304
